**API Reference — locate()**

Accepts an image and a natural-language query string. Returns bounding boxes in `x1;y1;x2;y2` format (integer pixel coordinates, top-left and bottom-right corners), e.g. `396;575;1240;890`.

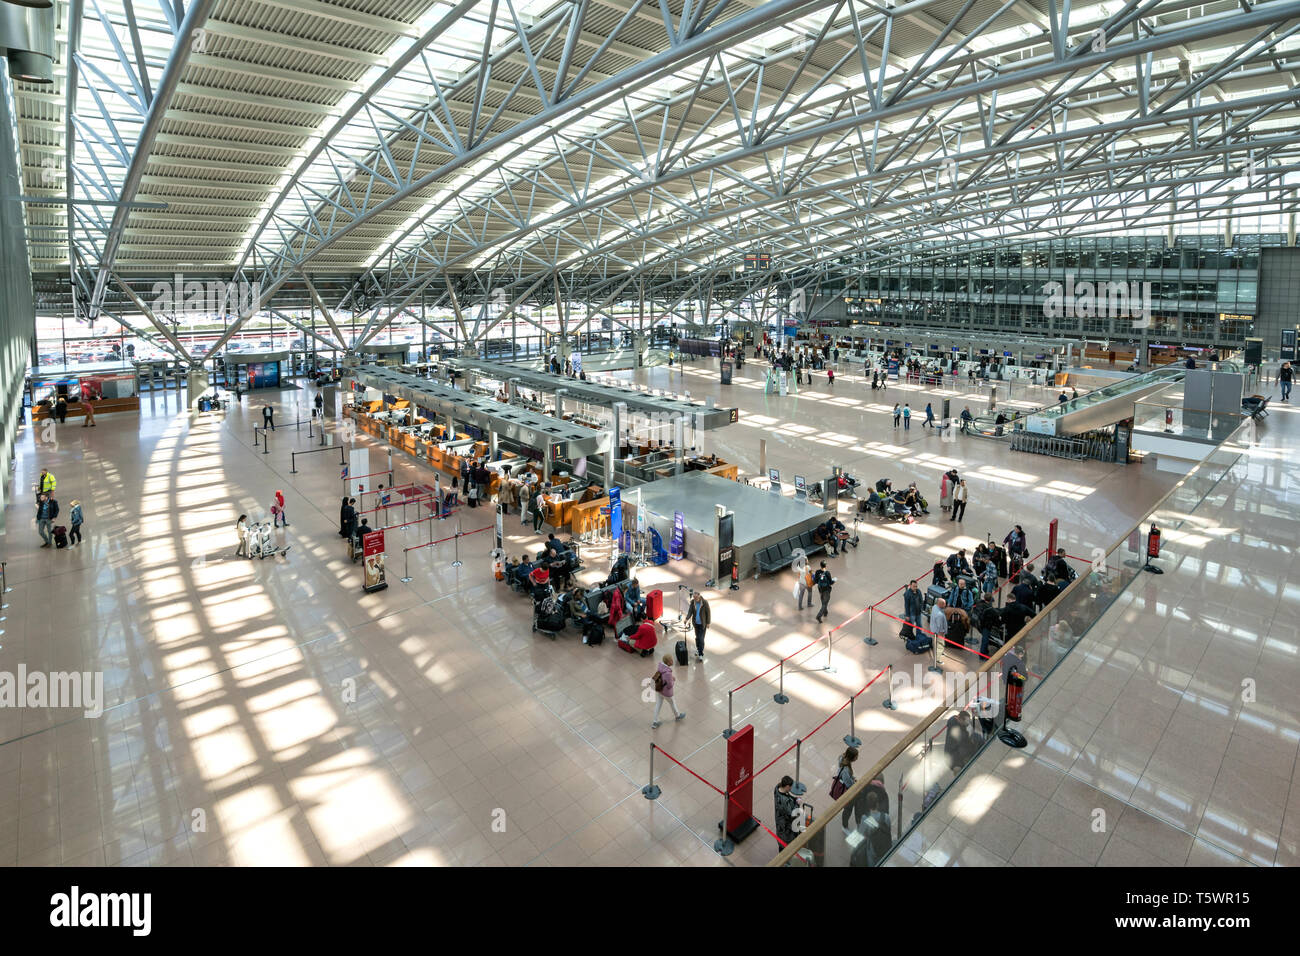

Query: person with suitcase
36;493;58;548
688;592;711;661
650;654;685;728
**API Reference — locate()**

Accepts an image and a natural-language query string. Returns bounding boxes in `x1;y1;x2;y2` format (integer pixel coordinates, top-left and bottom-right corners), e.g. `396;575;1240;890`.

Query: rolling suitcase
53;525;68;549
645;588;664;620
675;639;689;666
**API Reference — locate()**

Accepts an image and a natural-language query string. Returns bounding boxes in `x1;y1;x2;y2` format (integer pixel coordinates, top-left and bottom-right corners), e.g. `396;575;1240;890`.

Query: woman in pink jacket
651;654;686;728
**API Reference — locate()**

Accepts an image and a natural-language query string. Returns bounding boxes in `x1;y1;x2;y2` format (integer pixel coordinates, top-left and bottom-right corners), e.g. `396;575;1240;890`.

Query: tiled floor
0;360;1192;866
887;398;1300;867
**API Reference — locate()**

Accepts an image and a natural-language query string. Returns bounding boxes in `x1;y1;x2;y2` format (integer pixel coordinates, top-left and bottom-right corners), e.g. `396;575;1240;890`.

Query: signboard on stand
362;530;388;592
720;360;733;385
722;724;758;842
670;510;685;559
608;486;623;545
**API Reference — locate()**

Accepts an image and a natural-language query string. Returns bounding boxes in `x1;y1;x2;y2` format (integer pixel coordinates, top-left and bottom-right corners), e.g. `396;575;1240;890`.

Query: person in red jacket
273;489;289;527
619;619;658;657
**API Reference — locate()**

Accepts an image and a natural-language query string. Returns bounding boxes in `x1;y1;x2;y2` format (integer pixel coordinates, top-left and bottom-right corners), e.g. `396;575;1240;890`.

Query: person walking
892;403;901;428
902;404;911;430
37;468;56;502
68;499;84;546
235;514;250;559
273;489;289;527
36;493;58;548
813;561;834;623
922;402;935;429
81;397;96;427
262;403;275;431
827;367;834;388
650;654;686;728
689;591;711;661
959;406;972;433
1281;361;1293;402
833;746;859;832
950;479;968;522
314;393;324;418
795;563;814;611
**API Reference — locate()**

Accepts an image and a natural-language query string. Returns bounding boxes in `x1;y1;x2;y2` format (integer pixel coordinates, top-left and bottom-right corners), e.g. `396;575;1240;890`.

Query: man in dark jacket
813;562;834;623
689;592;712;661
1281;361;1293;402
902;580;925;635
1001;600;1035;641
36;493;58;547
1011;576;1037;609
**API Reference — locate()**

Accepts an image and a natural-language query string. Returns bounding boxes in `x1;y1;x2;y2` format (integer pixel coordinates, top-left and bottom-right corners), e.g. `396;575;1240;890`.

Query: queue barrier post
452;522;463;568
773;658;789;705
791;738;807;796
400;548;412;584
642;743;661;800
723;690;734;739
824;629;834;673
713;786;735;857
863;604;878;646
883;664;898;710
843;693;862;748
263;433;269;456
290;452;297;474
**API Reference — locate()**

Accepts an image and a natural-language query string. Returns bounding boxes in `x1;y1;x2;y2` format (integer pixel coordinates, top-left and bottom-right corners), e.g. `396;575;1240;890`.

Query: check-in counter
705;462;739;480
570;495;609;536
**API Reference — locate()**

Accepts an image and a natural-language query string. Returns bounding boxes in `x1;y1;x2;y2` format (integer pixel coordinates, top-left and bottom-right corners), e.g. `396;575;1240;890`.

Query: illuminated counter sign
1218;313;1251;323
743;253;772;271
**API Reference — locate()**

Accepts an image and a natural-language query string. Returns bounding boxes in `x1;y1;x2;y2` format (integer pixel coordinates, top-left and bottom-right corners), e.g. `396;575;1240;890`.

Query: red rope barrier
652;746;725;796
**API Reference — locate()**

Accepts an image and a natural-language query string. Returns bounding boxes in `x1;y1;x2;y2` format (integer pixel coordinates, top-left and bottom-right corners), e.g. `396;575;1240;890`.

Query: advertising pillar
721;724;758;843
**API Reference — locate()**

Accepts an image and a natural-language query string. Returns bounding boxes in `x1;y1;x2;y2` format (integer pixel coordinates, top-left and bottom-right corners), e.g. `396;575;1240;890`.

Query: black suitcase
53;525;68;548
582;618;604;646
675;640;689;666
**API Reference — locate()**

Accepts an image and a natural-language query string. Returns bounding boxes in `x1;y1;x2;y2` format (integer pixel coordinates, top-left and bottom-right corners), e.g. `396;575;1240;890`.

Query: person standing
235;514;250;559
834;747;859;832
960;406;972;433
314;393;324;418
273;489;289;527
930;597;949;660
903;579;925;635
774;776;801;850
55;395;68;424
902;404;911;430
339;496;351;537
689;591;711;661
530;489;545;532
81;397;96;427
892;403;901;428
68;499;84;546
1281;362;1293;402
262;403;275;431
36;493;58;548
813;561;834;623
650;654;686;728
827;367;834;388
950;479;968;523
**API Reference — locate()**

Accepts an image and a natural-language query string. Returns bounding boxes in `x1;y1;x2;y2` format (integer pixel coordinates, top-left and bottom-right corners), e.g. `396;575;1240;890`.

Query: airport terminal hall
1;0;1299;886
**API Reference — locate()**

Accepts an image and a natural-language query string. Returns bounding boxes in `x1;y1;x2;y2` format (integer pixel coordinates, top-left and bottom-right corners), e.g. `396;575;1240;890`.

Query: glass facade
839;233;1283;347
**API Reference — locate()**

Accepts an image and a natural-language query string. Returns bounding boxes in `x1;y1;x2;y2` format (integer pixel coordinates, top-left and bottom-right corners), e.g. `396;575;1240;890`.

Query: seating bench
755;529;826;576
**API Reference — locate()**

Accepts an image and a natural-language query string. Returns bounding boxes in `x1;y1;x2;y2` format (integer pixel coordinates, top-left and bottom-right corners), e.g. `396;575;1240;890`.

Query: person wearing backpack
832;746;859;832
650;654;685;728
813;562;834;623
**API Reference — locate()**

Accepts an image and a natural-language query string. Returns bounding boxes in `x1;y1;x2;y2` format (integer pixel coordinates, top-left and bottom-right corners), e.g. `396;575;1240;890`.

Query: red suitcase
645;588;663;620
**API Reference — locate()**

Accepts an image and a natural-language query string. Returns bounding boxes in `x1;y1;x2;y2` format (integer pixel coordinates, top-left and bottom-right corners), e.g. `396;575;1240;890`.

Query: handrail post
642;743;661;800
791;738;806;796
773;658;789;705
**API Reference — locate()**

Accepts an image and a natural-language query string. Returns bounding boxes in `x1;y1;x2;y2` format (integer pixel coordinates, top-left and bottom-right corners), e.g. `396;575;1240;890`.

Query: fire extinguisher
1147;525;1161;559
1005;667;1026;722
1164;408;1173;432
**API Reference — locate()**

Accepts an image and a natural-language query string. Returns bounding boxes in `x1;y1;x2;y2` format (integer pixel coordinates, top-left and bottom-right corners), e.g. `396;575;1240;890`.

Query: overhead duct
0;2;54;85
